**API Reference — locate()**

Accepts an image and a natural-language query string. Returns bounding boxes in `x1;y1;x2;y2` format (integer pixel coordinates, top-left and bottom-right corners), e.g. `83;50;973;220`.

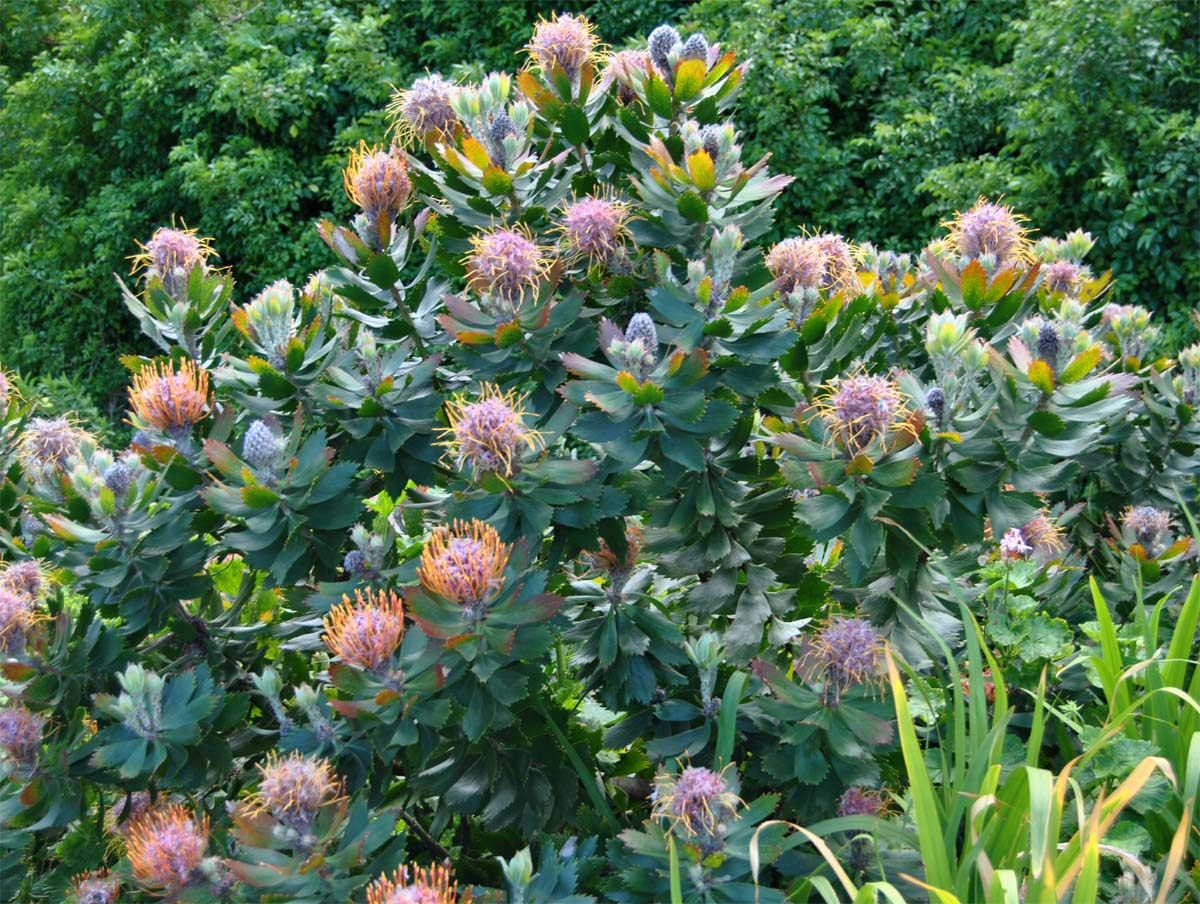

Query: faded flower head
652;764;742;853
71;870;120;904
559;195;630;264
0;704;43;776
527;13;600;76
128;359;210;434
251;751;340;833
390;73;460;146
19;416;85;473
366;863;460;904
440;383;544;479
131;224;215;294
465;226;550;316
126;804;210;893
1042;260;1082;295
804;616;885;699
766;234;856;297
945;198;1031;265
418;519;510;612
0;559;46;601
322;588;406;674
817;373;910;456
837;786;886;818
1121;506;1174;558
344;143;413;230
0;591;38;658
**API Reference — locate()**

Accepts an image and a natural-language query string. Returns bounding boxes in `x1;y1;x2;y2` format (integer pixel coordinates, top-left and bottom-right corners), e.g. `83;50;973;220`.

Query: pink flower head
946;198;1030;265
390;74;460;146
527;13;600;75
560;195;629;264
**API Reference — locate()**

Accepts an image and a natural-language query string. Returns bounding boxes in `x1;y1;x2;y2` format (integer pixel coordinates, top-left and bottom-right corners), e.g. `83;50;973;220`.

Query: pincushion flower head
439;383;544;480
131;223;216;297
559;194;631;265
418;519;510;615
766;234;852;296
464;226;550;318
125;804;210;893
652;763;743;854
605;49;653;103
802;616;885;702
1120;505;1174;558
0;590;39;658
389;73;460;146
526;12;601;76
0;704;44;777
837;786;887;818
944;198;1031;266
322;588;406;675
344;142;413;242
128;358;210;439
367;862;460;904
999;511;1065;562
1042;260;1082;295
815;373;911;457
0;558;46;602
19;416;86;474
71;869;120;904
250;751;340;835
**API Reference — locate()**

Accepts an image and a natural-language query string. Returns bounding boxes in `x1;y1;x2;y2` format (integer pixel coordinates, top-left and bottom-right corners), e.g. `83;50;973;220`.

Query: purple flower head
441;384;544;479
766;233;856;297
648;25;681;74
1121;506;1173;558
652;763;742;853
946;198;1030;265
0;559;44;601
0;590;35;658
818;373;909;456
465;227;548;317
0;705;44;776
390;74;460;145
837;786;886;818
253;751;340;834
527;13;600;76
560;196;629;264
1043;260;1081;295
999;527;1033;561
20;416;84;472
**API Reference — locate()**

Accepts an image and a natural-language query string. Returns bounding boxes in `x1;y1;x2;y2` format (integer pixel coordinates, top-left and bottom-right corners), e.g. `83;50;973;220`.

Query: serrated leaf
675;190;708;222
559;103;590;145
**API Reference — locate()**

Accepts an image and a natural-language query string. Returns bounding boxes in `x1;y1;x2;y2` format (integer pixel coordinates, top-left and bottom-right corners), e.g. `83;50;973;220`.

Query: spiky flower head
71;870;120;904
1043;260;1082;295
0;559;45;601
1036;321;1061;368
527;13;600;76
243;419;282;469
1015;512;1065;560
925;386;946;426
344;143;412;232
366;863;460;904
0;370;12;410
465;226;549;317
0;590;37;658
250;751;340;833
647;24;682;74
803;616;885;700
418;519;510;613
389;74;460;146
765;234;856;296
128;359;210;434
125;804;209;893
131;224;216;296
0;705;43;775
103;460;132;499
559;195;630;264
1121;506;1174;558
322;588;406;674
679;33;709;61
817;373;910;457
440;383;544;479
836;787;886;818
945;198;1031;265
19;416;85;473
652;764;742;854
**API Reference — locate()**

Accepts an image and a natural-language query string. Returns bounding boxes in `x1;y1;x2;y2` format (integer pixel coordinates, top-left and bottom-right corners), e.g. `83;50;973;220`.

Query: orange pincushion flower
367;862;461;904
129;359;210;432
418;519;509;608
125;804;209;893
322;588;406;673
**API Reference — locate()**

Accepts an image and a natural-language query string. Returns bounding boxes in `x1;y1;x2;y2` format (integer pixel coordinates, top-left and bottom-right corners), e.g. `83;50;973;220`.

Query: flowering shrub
0;11;1197;904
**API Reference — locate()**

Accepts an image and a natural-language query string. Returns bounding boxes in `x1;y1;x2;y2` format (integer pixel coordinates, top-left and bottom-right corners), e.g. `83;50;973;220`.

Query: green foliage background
1;0;1196;411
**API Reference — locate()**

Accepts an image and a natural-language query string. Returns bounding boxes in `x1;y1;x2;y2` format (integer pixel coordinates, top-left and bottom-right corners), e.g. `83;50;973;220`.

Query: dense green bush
685;0;1200;344
0;11;1197;903
0;0;675;411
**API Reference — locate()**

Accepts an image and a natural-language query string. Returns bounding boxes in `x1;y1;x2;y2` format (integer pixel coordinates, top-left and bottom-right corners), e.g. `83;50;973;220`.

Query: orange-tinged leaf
460;136;492;170
615;371;640;394
961;259;989;310
674;58;708;101
1059;346;1102;383
845;454;874;476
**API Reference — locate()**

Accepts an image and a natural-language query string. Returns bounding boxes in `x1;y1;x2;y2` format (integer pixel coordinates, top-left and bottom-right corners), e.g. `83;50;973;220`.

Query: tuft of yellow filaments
388;73;460;147
249;751;341;832
1020;511;1065;558
526;12;602;76
366;862;461;904
322;588;406;674
418;519;510;610
813;372;913;457
128;359;210;433
129;223;216;281
125;804;210;894
438;383;544;480
464;225;550;317
558;194;631;265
